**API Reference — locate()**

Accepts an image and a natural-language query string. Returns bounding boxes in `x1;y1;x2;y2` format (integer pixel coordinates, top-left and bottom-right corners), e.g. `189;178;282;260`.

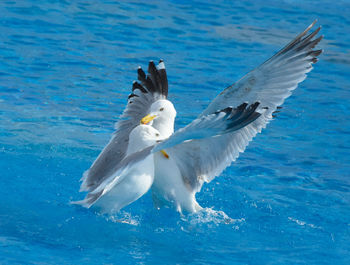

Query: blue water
1;0;350;264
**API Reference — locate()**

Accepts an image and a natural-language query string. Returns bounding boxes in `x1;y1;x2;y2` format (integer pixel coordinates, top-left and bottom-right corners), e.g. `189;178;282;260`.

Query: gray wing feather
80;60;168;191
165;117;268;191
164;21;323;192
202;21;322;118
74;146;154;207
154;102;263;152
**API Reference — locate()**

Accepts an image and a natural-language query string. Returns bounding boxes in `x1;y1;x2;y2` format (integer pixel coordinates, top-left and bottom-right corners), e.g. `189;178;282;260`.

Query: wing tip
305;19;318;34
133;60;168;98
273;20;323;60
295;19;317;41
309;19;317;29
147;59;168;97
157;59;166;70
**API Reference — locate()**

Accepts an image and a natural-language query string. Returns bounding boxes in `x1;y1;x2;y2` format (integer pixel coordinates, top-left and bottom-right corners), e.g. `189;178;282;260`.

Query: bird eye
159;107;164;111
155;133;160;137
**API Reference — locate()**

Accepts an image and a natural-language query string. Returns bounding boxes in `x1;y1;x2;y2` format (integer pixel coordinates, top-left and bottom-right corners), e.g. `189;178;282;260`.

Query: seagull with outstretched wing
146;21;323;213
75;102;264;213
76;21;323;215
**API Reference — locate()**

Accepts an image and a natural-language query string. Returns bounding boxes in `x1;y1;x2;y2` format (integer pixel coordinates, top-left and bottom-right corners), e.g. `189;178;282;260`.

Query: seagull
76;21;323;214
79;60;176;193
75;102;264;213
74;124;162;213
144;21;323;213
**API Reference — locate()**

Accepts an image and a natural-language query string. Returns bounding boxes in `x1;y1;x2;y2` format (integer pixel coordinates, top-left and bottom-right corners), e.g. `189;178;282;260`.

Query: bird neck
126;138;148;155
153;117;174;139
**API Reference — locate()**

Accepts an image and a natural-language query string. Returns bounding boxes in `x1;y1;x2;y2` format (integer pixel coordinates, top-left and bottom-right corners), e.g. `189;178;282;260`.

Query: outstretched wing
77;103;263;207
202;20;322;118
154;102;263;152
160;21;323;193
81;60;168;191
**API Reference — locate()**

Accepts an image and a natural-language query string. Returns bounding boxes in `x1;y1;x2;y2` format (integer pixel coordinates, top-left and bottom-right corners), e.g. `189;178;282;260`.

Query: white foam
184;207;245;226
105;211;140;226
288;217;320;229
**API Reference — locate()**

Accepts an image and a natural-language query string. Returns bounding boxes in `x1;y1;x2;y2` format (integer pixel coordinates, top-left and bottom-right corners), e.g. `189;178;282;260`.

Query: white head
140;99;176;138
126;125;161;155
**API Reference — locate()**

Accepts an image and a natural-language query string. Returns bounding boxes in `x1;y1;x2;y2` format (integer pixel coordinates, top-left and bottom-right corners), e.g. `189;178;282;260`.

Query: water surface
1;0;350;264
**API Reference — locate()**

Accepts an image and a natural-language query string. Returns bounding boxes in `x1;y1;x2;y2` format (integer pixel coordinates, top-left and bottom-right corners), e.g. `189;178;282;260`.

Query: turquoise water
1;0;350;264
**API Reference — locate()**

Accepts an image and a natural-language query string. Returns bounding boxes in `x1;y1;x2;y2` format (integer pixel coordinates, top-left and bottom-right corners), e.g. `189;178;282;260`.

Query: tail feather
79;170;90;192
71;189;104;208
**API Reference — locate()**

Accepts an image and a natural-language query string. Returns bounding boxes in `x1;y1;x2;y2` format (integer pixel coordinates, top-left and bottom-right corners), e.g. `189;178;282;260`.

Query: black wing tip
300;21;323;47
248;101;260;110
148;59;168;97
223;102;265;132
128;93;139;99
315;25;322;34
132;81;147;93
307;19;318;32
238;102;249;110
216;102;261;117
299;21;323;45
277;20;323;60
216;106;233;114
148;60;156;69
132;60;168;98
137;67;146;80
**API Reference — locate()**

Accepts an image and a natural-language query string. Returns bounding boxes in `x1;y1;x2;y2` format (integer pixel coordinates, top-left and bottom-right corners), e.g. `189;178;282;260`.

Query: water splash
181;207;245;228
103;211;141;226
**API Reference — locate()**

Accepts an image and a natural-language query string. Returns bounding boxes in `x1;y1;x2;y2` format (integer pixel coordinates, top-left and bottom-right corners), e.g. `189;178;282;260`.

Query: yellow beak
141;114;157;124
160;150;169;159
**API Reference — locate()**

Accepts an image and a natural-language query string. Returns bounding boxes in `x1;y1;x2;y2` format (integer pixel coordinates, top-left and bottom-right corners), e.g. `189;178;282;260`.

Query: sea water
0;0;349;264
